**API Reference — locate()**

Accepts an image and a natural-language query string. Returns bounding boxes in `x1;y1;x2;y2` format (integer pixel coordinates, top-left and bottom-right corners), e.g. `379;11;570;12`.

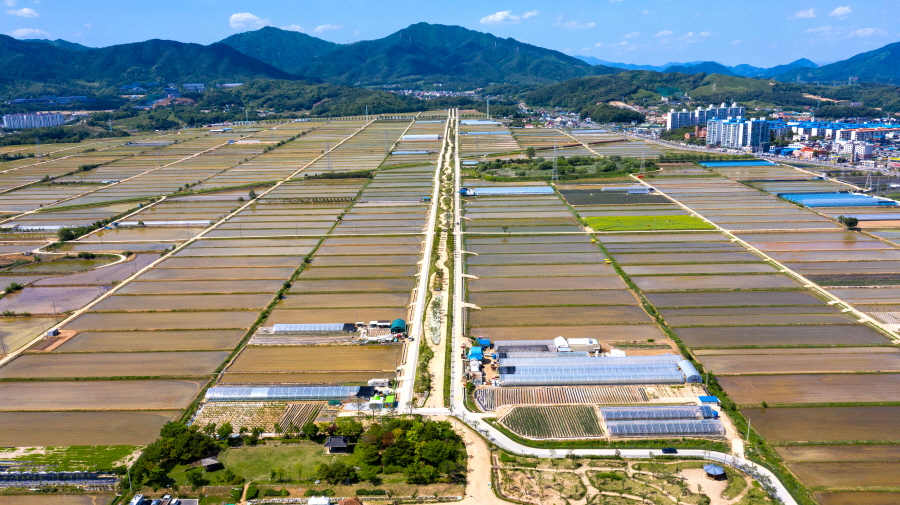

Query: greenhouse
205;386;362;402
600;406;718;421
777;192;898;208
606;419;726;437
469;186;555;196
498;369;685;386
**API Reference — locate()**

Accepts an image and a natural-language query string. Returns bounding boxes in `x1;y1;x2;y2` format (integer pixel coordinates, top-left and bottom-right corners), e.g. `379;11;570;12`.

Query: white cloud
10;27;47;37
806;25;834;33
731;39;742;44
83;23;90;27
699;31;710;37
313;24;342;33
281;24;304;32
229;12;269;29
848;27;880;37
4;0;15;6
594;42;603;47
522;10;538;19
557;21;595;29
829;6;852;17
655;30;674;37
7;7;36;17
794;8;815;18
623;31;639;39
480;10;519;24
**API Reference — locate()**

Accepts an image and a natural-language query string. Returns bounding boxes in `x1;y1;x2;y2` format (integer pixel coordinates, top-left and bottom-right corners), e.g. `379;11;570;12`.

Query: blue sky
2;0;898;67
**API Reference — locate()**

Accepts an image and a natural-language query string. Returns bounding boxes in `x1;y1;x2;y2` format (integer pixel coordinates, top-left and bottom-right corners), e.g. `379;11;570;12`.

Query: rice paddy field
637;159;900;499
0;116;441;447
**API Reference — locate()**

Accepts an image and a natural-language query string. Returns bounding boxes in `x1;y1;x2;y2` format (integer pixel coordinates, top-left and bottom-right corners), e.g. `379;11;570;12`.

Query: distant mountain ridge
576;56;818;78
218;27;339;75
221;23;619;86
777;42;900;84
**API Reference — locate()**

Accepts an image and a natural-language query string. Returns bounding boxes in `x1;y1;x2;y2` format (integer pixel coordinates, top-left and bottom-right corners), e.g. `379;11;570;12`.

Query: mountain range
1;22;899;100
575;56;819;78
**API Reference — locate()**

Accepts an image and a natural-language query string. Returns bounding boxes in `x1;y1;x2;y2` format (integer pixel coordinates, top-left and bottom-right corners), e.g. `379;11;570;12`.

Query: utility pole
108;119;113;133
366;105;369;123
326;142;332;171
486;99;490;119
551;141;559;181
384;131;389;154
36;137;41;159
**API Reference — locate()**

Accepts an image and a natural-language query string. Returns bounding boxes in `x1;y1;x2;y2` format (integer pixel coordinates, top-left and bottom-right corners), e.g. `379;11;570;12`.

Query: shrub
356;489;387;496
245;484;259;500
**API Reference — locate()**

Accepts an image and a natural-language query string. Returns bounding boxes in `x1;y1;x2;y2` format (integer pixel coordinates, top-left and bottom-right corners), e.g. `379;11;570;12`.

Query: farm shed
699;396;720;406
678;360;702;383
401;134;441;140
390;319;407;334
324;436;350;454
205;385;363;402
199;457;222;471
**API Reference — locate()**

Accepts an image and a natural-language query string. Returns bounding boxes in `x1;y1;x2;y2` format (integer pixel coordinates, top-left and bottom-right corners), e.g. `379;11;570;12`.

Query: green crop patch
584;215;715;231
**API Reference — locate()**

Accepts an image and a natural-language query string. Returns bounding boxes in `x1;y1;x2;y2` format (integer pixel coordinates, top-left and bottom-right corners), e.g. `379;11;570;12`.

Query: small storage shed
200;457;222;471
324;436;350;454
468;346;483;360
391;319;407;334
699;396;720;406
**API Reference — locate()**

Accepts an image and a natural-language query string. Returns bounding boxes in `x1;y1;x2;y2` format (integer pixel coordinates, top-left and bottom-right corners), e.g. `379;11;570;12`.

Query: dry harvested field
632;274;800;291
55;329;245;352
743;406;900;442
117;279;284;294
790;461;900;487
624;263;778;275
467;264;614;277
219;371;386;384
299;265;417;278
719;374;900;404
265;307;407;325
676;325;890;347
815;492;900;505
141;266;297;280
695;347;900;355
277;292;411;308
469;324;665;341
66;311;259;330
704;354;900;374
161;256;301;268
469;290;637;307
0;351;228;378
0;379;207;410
646;290;825;307
777;444;900;462
228;345;402;373
91;293;273;311
0;411;180;446
469;306;652;326
467;276;625;291
290;278;416;293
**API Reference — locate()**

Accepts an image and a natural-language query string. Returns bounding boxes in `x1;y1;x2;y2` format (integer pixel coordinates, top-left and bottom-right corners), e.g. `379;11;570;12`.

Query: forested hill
777;41;900;84
0;35;304;96
224;23;621;87
218;27;340;75
522;71;900;113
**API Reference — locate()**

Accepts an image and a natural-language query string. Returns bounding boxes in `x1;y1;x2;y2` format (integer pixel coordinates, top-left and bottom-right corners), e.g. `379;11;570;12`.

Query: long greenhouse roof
600;406;716;420
607;419;725;436
205;386;360;401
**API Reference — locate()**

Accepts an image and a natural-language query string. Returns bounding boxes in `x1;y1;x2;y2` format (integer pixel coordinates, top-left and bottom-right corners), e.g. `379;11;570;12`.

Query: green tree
217;422;233;441
525;147;535;159
301;421;319;439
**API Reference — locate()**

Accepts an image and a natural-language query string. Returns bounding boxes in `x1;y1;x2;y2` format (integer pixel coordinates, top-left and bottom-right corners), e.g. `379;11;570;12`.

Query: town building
706;118;770;151
665;102;745;130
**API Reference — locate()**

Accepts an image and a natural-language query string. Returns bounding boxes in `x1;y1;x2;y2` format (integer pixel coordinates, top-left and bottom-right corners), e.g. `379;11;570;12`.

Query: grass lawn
4;446;137;471
584;215;715;231
220;442;355;483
